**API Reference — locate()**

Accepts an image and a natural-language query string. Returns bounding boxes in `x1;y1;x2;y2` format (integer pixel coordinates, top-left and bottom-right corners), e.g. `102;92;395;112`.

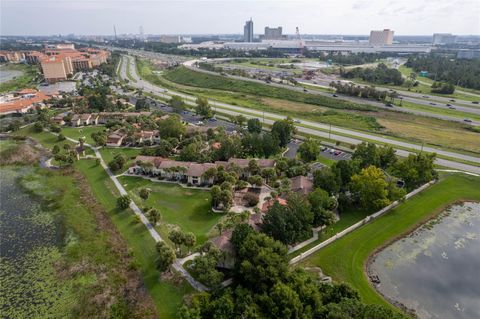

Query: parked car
334;150;342;156
182;110;189;114
208;118;217;122
329;149;336;154
196;121;205;126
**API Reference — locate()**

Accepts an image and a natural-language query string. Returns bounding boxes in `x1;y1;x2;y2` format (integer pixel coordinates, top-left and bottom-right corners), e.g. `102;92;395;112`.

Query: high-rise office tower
244;18;254;42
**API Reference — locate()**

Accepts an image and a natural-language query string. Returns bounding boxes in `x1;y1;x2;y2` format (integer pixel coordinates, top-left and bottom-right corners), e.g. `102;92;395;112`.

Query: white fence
289;180;436;264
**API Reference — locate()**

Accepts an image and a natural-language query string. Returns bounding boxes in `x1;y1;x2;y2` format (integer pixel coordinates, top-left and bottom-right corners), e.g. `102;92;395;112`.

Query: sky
1;0;479;36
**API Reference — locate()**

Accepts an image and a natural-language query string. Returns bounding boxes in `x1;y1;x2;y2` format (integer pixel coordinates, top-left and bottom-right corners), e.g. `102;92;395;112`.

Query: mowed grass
300;173;480;312
61;126;106;145
14;126;75;149
118;175;222;245
99;147;142;167
76;160;193;318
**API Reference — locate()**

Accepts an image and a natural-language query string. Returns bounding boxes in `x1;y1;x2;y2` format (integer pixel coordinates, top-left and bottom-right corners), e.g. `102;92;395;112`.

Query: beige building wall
41;59;67;82
369;29;394;45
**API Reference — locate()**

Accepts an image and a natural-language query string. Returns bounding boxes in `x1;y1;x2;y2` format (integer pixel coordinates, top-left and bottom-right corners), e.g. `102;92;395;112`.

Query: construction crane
295;27;305;56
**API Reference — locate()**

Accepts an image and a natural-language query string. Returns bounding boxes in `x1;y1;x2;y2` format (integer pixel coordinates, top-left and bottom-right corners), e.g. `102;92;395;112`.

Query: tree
155;241;176;273
191;250;224;288
158;116;186;139
195;96;214;118
271;118;295;147
230;224;255;251
313;168;340;195
308;188;336;227
57;133;66;141
183;232;196;253
169;95;186;113
350;166;390;211
33;122;44;133
215;222;224;235
392;152;437;190
298;138;320;162
352;142;379;168
233;114;247;128
261;168;277;184
139;188;151;200
147;208;161;225
135;97;149;110
261;194;313;245
169;229;185;252
91;131;107;146
247;118;262;133
248;175;263;187
52;144;60;155
117;195;131;210
108;153;127;172
211;185;222;209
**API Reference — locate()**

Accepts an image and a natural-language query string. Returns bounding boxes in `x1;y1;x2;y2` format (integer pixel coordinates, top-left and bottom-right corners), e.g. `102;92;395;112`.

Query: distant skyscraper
433;33;457;45
369;29;394;46
244;18;254;42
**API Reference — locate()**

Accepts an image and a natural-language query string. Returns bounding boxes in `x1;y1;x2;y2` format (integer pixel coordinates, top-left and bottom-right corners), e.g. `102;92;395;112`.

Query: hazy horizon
1;0;479;36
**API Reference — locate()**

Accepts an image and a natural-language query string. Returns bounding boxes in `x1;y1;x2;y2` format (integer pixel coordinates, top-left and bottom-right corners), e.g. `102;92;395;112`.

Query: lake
370;202;480;319
0;65;23;83
0;167;67;317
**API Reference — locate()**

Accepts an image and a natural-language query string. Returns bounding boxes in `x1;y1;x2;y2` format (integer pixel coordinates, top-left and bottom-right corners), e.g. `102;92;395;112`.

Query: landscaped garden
118;175;223;245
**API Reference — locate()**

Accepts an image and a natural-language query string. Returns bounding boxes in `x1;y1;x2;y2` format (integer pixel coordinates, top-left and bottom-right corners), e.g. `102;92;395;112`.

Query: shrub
117;195;131;210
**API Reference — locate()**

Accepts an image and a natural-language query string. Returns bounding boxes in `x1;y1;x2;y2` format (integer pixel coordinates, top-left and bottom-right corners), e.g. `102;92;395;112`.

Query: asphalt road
120;55;480;174
184;59;480;125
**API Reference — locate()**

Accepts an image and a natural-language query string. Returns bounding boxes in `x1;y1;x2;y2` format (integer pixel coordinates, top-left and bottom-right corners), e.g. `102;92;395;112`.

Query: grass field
0;64;39;93
300;172;480;312
99;147;142;167
76;160;193;318
61;126;106;145
164;66;376;112
118;175;222;245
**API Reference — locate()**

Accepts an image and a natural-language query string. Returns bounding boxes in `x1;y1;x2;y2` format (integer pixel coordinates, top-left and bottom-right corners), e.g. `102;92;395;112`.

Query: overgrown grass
164;66;376;112
300;173;480;312
118;175;223;245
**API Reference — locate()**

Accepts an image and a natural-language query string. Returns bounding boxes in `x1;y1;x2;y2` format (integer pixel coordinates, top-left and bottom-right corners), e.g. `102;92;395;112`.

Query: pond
0;167;68;317
369;202;480;319
0;65;23;83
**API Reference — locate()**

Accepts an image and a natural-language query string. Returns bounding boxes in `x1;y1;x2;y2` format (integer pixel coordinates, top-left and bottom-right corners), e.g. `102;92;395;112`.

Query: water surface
370;202;480;319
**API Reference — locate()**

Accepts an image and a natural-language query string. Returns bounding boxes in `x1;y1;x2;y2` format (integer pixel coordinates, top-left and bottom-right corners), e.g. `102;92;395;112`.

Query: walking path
61;134;208;291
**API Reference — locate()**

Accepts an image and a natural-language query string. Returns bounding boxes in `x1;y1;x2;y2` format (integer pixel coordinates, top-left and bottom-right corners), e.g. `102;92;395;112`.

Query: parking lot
320;146;352;161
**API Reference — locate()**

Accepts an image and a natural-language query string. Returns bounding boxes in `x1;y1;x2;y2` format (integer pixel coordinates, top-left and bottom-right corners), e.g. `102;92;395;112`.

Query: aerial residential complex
0;44;109;83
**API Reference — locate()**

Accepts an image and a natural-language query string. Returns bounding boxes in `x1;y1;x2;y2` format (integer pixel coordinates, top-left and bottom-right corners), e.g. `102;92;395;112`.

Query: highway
183;58;480;126
120;55;480;174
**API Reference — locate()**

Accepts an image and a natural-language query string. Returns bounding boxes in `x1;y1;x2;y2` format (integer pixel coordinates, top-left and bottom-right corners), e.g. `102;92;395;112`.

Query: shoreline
364;200;479;318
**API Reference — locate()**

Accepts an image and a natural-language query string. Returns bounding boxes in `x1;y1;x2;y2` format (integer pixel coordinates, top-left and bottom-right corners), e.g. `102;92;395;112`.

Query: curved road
183;58;480;126
121;55;480;174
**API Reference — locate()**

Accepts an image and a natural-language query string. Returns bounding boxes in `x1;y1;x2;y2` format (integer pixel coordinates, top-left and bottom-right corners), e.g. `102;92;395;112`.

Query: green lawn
76;160;193;318
14;126;75;149
118;175;222;245
300;172;480;312
99;147;142;167
61;126;106;145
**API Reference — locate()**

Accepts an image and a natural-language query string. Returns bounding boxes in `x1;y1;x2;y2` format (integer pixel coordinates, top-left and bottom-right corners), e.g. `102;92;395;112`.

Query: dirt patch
0;139;43;165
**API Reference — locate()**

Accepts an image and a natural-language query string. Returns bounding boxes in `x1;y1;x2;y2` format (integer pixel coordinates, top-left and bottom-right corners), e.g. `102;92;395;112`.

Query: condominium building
244;18;254;42
369;29;394;45
40;55;73;83
260;26;287;40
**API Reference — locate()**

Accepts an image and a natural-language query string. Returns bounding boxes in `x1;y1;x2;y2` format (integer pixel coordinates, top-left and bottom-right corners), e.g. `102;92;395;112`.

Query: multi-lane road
183;58;480;126
119;55;480;174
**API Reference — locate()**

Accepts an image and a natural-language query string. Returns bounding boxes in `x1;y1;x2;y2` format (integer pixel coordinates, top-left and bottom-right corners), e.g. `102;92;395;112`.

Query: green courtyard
118;175;223;246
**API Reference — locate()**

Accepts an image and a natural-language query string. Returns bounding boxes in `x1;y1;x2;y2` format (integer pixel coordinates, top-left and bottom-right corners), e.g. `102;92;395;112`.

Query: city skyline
1;0;479;36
